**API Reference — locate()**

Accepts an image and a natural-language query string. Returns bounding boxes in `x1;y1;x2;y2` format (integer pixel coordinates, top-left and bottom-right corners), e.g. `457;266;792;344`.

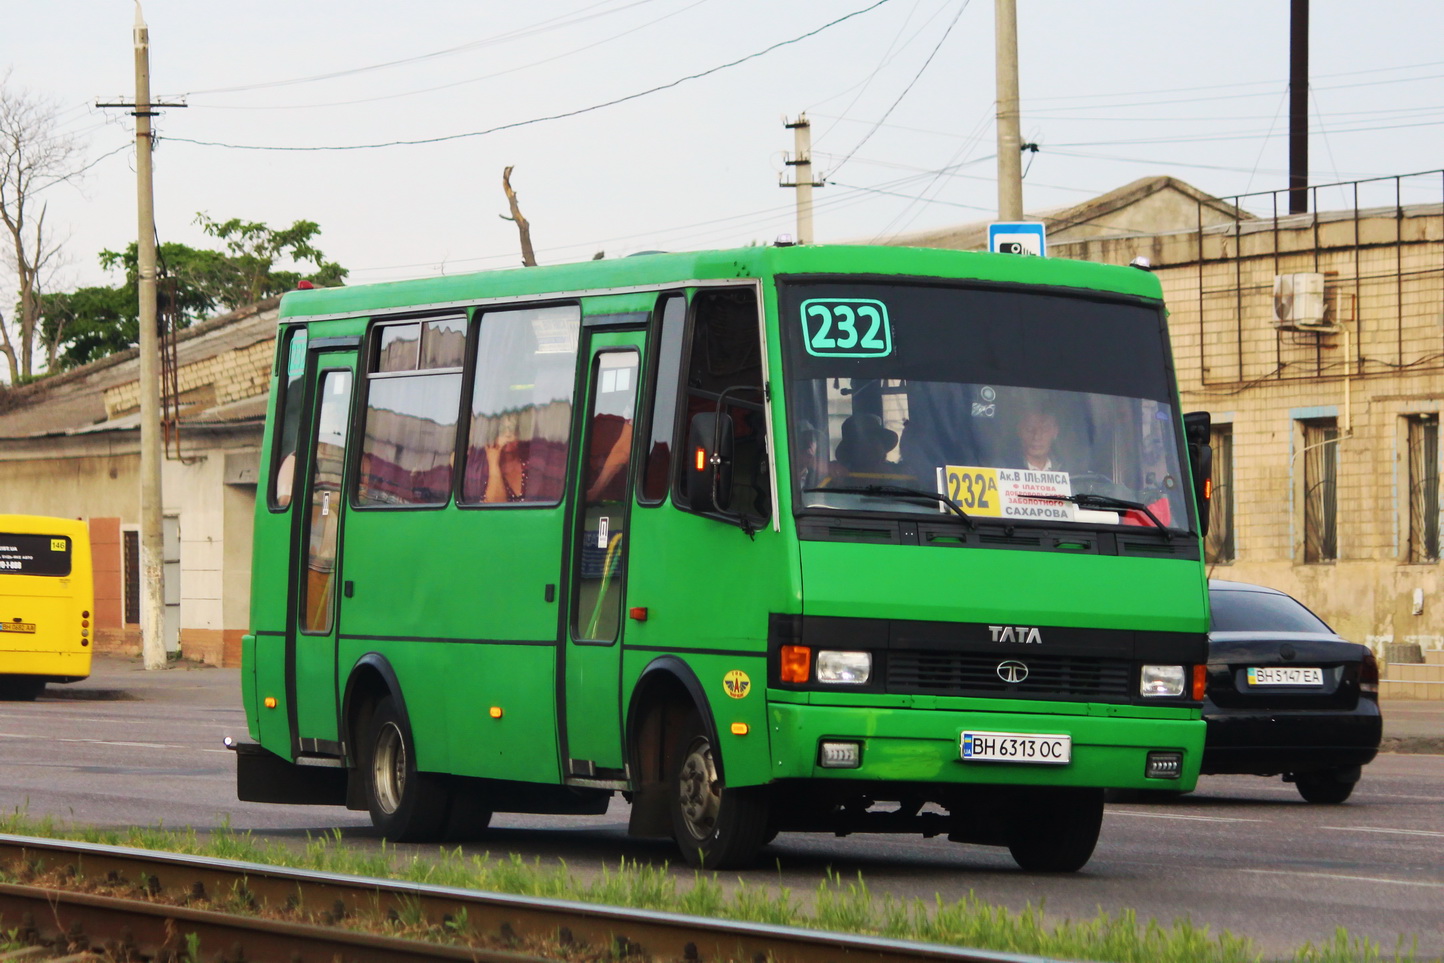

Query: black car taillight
1359;648;1379;694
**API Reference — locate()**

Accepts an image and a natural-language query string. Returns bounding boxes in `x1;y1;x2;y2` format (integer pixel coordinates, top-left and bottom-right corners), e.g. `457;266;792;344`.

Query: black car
1200;579;1382;803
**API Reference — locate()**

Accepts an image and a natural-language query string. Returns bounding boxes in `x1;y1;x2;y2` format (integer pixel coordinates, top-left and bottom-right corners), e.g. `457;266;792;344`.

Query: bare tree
500;166;537;267
0;73;82;381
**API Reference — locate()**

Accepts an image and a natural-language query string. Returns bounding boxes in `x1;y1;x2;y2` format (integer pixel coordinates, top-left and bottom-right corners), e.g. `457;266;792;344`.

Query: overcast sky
7;0;1443;300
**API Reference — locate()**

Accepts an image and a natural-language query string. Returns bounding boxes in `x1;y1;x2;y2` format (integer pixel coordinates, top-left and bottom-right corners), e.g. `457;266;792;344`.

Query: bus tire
668;710;770;869
1005;787;1104;873
0;676;45;701
362;696;450;841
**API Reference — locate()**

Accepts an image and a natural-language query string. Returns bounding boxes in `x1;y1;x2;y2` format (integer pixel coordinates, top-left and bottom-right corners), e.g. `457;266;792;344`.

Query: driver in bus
1013;406;1065;472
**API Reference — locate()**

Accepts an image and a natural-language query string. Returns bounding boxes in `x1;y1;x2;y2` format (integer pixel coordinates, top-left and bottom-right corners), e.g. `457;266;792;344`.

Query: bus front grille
887;651;1133;701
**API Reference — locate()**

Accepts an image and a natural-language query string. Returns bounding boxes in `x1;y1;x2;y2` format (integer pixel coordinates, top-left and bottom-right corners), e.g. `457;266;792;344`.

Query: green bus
235;244;1213;871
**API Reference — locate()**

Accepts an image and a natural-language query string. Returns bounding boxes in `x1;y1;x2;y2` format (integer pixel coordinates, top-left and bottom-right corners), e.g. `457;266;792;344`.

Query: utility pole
99;4;185;670
781;115;825;244
994;0;1024;220
1288;0;1309;215
133;3;166;671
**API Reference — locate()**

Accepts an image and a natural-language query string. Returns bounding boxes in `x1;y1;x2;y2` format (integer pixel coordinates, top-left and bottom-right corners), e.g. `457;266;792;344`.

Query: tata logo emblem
989;625;1042;644
997;660;1029;684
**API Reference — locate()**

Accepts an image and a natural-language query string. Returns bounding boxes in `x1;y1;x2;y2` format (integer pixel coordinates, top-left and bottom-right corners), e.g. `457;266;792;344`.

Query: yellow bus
0;515;94;700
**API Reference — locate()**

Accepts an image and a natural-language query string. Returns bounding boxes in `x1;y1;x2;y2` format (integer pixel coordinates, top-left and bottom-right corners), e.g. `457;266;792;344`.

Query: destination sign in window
0;533;72;576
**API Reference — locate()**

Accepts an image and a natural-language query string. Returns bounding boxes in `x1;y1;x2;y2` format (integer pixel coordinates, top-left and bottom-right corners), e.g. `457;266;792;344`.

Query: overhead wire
192;0;713;111
165;0;896;152
181;0;661;96
826;0;969;179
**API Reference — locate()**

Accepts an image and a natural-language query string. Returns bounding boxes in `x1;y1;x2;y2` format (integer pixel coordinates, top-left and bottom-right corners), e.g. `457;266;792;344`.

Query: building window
1302;419;1339;563
1205;425;1234;563
1406;414;1440;563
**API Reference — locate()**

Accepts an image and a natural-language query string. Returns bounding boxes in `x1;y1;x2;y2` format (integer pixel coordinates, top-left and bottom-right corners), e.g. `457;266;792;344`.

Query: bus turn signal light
780;645;811;683
1192;664;1208;701
730;722;749;735
490;706;503;719
264;696;277;709
694;447;707;472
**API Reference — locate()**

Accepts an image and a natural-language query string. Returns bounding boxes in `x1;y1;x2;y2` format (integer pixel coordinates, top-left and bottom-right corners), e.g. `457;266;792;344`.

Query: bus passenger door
290;354;356;756
563;333;643;779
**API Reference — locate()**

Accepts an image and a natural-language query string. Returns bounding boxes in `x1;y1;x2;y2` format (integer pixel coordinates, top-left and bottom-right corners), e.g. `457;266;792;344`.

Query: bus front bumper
767;701;1204;791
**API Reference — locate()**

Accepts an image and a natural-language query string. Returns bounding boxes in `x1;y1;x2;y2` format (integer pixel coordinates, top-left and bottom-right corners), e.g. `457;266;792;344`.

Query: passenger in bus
585;413;633;503
793;420;823;490
829;414;915;484
480;414;530;502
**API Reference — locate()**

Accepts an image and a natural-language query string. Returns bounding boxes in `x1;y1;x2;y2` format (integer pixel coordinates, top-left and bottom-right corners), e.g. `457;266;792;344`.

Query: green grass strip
0;812;1427;963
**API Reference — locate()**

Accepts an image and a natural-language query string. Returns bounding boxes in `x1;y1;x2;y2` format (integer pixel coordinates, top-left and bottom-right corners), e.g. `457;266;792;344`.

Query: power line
828;0;969;178
181;0;661;96
165;0;895;152
190;0;712;112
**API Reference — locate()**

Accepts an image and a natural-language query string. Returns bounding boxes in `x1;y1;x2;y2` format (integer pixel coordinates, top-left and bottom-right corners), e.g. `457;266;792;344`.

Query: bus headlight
816;650;871;684
1140;664;1186;697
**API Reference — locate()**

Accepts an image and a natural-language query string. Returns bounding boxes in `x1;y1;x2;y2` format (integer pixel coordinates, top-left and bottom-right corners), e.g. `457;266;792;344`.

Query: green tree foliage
37;216;347;371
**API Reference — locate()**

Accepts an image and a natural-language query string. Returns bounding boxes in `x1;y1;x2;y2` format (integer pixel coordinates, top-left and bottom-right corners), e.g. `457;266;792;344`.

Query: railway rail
0;834;1054;963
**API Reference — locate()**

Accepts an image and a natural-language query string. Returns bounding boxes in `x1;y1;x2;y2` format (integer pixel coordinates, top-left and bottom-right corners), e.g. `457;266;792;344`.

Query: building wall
1054;204;1444;657
0;434;258;665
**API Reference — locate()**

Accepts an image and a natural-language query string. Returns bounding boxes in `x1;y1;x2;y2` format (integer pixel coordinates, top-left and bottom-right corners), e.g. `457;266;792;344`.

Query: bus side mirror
688;411;735;513
1182;411;1212;539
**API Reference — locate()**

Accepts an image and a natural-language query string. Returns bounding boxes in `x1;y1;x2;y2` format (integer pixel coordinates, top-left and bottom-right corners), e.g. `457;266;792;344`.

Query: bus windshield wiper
1024;492;1172;537
804;485;975;529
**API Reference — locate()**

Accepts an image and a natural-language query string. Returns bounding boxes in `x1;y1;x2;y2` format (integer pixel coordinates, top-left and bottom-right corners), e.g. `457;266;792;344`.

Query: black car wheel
1292;767;1359;804
0;676;45;701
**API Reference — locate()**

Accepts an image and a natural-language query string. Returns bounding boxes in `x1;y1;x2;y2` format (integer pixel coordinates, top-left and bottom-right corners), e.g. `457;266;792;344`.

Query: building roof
0;299;279;440
883;176;1250;251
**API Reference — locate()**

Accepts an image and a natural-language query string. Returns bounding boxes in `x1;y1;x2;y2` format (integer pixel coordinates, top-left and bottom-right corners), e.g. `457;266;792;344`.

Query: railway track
0;834;1053;963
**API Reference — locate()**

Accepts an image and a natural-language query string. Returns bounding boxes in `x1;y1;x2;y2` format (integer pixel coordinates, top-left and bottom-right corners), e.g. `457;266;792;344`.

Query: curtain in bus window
462;305;580;505
356;373;462;506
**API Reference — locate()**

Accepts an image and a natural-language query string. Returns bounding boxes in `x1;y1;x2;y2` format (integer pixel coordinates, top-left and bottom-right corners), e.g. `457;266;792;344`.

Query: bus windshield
779;278;1192;532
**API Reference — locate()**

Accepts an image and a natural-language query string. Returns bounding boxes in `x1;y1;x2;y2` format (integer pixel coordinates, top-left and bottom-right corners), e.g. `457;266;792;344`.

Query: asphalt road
0;659;1439;960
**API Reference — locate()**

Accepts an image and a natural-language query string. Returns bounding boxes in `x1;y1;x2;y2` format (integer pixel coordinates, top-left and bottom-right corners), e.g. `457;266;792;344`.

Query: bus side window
355;318;465;508
270;327;308;511
460;305;581;506
638;294;686;504
674;288;770;520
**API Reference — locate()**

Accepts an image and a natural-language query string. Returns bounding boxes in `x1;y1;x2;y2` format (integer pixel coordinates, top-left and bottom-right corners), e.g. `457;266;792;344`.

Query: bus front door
563;334;642;780
290;356;356;756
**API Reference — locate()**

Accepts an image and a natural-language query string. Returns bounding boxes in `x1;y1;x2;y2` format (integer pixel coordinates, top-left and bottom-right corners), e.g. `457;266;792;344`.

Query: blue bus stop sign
988;222;1046;256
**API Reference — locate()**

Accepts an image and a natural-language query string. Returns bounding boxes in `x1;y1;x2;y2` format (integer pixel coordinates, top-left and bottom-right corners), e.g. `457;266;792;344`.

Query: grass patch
0;812;1428;962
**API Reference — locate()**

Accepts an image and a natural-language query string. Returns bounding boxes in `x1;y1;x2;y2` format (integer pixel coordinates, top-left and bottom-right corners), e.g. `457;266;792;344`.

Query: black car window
1210;588;1332;633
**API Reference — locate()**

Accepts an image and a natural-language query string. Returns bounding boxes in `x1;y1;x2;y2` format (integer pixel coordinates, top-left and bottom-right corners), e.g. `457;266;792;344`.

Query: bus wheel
1005;787;1104;873
0;676;45;701
667;711;769;869
362;696;450;841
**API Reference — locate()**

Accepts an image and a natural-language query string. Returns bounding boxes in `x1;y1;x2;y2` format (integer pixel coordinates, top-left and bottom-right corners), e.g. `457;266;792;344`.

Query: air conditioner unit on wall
1273;273;1329;328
